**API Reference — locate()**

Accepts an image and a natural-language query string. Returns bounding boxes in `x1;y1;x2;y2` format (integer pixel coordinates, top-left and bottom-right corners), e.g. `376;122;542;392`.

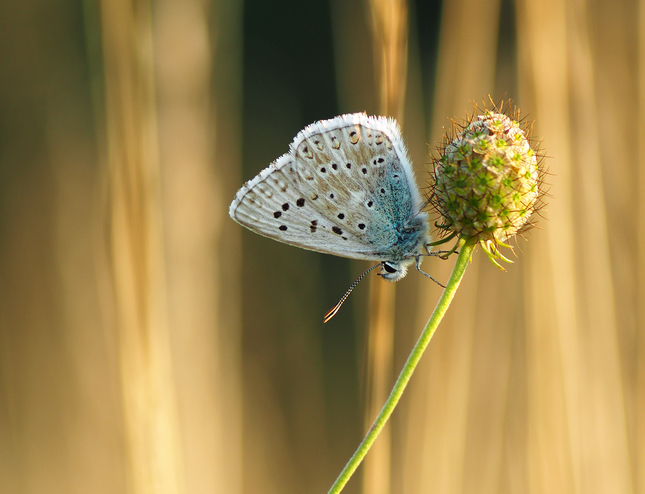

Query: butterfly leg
422;249;457;257
414;257;446;288
428;237;460;259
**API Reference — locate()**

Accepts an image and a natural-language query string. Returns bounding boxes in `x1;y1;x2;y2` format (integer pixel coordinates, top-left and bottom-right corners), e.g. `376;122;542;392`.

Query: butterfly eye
383;262;398;274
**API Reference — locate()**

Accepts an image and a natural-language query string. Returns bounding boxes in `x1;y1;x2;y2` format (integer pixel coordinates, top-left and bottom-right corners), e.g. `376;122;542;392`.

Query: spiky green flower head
430;102;546;269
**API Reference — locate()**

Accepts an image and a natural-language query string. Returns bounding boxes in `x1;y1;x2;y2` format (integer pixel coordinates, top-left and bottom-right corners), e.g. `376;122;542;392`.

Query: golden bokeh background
0;0;643;493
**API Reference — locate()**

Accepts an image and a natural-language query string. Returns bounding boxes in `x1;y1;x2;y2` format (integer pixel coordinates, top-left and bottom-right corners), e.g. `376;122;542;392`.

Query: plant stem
327;236;476;494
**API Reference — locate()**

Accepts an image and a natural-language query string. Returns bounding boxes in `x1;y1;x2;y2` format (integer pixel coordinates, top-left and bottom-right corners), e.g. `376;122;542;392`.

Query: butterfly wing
229;113;428;261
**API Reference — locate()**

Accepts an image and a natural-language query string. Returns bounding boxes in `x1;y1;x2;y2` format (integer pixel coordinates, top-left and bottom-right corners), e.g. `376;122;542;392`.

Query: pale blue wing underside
229;113;430;262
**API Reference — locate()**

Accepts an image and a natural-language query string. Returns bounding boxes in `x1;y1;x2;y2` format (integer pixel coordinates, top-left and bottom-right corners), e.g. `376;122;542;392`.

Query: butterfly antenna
324;263;383;323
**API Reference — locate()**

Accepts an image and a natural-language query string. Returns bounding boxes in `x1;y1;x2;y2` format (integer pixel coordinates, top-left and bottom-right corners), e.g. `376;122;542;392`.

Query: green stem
327;236;476;494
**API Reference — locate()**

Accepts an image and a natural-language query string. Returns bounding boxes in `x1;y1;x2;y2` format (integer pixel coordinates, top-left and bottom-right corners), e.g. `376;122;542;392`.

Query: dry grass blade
100;0;184;491
362;1;409;493
638;0;645;489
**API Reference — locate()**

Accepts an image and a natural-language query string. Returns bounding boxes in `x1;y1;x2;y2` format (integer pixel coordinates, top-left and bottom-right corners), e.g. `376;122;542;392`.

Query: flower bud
431;103;545;269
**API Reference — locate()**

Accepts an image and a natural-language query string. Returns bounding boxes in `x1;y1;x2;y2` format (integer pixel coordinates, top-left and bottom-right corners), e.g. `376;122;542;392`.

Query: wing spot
332;163;338;170
346;163;352;169
330;193;335;200
310;193;319;200
361;167;368;174
358;223;366;230
332;226;343;235
349;131;359;144
296;198;305;207
337;213;345;220
282;203;290;211
380;188;386;194
247;193;262;208
302;145;314;158
273;211;282;218
367;201;373;207
378;157;385;163
320;167;327;173
279;225;288;231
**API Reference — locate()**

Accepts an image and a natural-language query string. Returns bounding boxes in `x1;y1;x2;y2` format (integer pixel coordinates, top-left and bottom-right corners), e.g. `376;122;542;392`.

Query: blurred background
0;0;643;493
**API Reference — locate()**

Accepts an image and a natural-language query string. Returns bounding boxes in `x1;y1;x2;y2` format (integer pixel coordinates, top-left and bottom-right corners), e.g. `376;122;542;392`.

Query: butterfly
229;113;439;321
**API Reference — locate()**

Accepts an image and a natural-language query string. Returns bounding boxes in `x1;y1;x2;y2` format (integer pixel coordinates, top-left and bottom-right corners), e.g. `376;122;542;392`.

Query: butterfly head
379;259;414;282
